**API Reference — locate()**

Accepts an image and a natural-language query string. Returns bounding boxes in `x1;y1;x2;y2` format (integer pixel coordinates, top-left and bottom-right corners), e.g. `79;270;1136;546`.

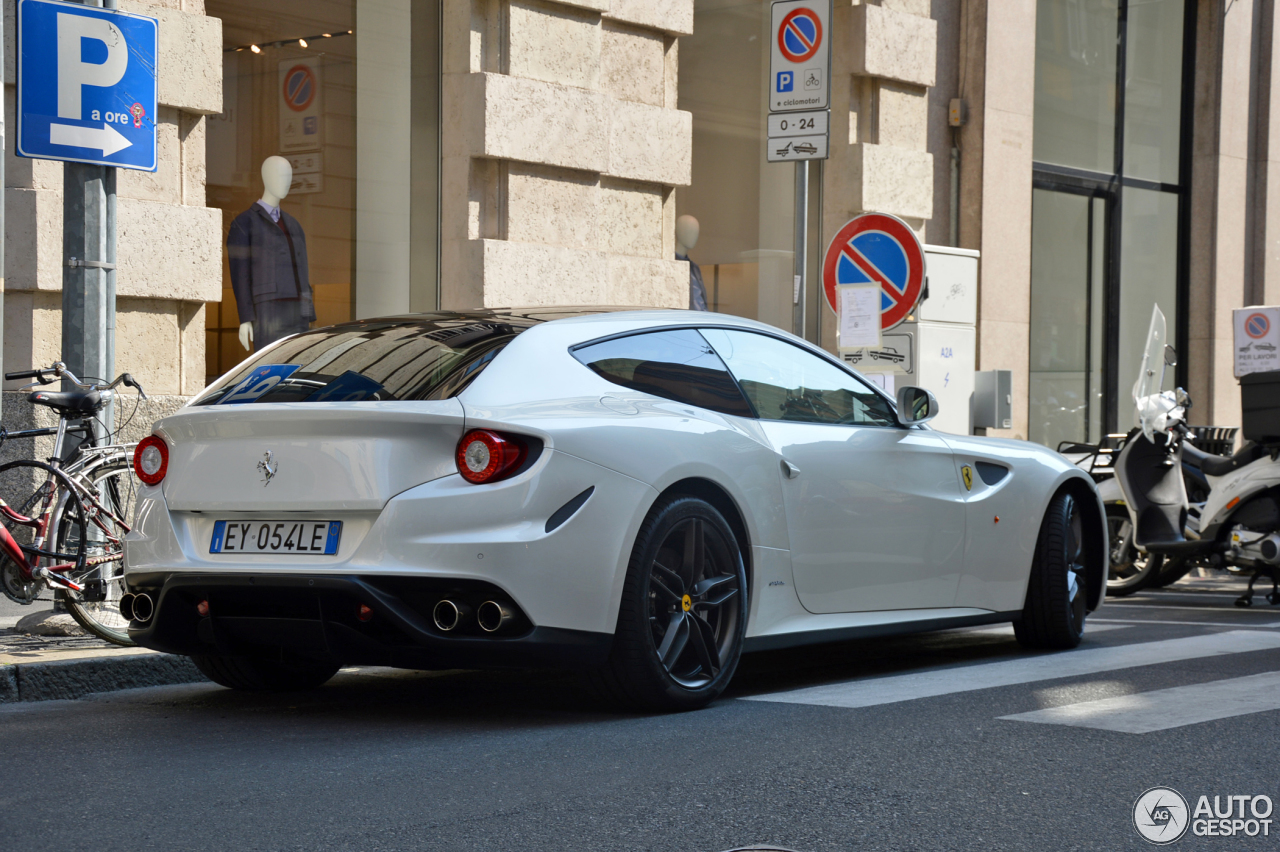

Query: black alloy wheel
1015;490;1090;649
593;496;748;711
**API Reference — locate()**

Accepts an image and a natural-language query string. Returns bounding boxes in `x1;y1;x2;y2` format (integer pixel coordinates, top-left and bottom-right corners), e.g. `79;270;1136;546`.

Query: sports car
123;308;1106;710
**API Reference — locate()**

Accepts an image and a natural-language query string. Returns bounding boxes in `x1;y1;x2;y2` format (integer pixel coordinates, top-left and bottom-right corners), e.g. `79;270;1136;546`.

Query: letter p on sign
57;13;127;120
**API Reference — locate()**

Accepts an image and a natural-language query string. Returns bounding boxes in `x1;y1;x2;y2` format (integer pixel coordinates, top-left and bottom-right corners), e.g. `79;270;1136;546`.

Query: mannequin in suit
676;215;708;311
227;156;316;351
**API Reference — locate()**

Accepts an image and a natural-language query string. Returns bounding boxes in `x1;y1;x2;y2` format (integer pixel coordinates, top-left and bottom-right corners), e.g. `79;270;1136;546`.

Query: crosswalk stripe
741;630;1280;709
999;670;1280;733
1092;617;1280;629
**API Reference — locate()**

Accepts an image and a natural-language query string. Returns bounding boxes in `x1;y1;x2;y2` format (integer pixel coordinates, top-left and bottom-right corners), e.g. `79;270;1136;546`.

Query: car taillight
133;435;169;486
455;429;526;484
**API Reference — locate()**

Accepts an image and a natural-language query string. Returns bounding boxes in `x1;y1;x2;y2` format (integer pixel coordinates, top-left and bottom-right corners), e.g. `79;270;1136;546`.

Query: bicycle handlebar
5;362;147;399
4;369;55;383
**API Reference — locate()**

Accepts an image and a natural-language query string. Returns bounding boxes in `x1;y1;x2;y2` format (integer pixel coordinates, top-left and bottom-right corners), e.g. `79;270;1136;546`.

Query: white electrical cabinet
842;244;980;436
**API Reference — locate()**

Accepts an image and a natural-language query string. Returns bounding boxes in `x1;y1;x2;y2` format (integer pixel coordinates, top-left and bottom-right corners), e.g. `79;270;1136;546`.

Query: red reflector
133;435;169;486
196;599;210;618
455;429;527;484
357;604;374;622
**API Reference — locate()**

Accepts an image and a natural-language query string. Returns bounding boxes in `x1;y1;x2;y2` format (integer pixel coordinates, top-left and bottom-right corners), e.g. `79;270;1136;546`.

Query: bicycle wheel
58;456;138;646
0;460;75;606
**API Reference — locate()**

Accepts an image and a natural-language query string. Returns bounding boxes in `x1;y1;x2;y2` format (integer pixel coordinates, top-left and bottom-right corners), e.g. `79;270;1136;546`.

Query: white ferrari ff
123;309;1105;710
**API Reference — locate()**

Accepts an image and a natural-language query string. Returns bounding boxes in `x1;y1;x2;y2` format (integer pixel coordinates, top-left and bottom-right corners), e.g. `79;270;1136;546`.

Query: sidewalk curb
0;653;208;703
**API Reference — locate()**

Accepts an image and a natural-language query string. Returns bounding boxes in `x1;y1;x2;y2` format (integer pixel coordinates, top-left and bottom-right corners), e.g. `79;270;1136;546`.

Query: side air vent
545;487;595;534
974;462;1009;486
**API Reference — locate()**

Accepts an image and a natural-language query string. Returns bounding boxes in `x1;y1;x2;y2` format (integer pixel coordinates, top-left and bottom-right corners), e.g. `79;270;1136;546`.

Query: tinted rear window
571;329;755;418
193;320;527;405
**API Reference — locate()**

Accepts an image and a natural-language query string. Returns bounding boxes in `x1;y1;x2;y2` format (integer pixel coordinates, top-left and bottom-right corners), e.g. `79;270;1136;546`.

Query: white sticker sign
838;284;881;350
1234;306;1280;377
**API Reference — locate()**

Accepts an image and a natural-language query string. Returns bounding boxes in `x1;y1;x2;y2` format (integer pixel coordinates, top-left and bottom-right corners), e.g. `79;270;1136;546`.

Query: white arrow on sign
49;122;132;156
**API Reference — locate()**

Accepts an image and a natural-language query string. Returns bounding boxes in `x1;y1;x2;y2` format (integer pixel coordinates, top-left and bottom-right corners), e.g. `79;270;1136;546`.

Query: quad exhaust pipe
120;592;154;624
477;600;515;634
432;599;472;632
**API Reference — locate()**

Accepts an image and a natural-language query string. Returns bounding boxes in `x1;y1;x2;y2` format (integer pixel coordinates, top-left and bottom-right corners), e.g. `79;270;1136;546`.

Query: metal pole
793;160;809;340
0;6;6;421
62;0;116;439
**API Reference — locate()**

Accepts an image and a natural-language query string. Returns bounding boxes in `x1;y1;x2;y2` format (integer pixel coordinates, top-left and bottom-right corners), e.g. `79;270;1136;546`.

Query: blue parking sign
17;0;158;171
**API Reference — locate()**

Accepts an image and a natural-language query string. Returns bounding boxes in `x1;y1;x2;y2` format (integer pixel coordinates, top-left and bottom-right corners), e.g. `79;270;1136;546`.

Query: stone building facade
1;0;1276;450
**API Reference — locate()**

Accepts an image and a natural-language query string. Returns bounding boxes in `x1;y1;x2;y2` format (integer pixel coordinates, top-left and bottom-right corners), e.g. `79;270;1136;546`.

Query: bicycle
0;362;147;646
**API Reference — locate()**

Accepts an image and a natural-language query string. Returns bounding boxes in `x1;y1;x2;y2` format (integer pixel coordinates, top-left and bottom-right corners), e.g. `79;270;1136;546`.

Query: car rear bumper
127;572;613;671
123;448;657;636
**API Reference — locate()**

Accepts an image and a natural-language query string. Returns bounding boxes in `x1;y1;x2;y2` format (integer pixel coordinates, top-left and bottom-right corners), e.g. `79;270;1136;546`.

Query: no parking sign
823;213;927;334
1234;306;1280;377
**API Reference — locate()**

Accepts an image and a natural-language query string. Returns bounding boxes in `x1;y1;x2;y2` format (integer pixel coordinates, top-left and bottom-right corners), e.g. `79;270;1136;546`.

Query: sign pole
0;6;5;421
61;0;117;436
793;160;808;340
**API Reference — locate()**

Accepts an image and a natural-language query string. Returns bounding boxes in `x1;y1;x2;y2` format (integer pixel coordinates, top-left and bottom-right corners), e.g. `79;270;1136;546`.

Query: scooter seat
1184;440;1265;477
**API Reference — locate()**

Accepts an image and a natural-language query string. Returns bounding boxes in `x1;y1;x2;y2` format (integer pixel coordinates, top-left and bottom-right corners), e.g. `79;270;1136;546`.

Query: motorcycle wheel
1105;504;1162;596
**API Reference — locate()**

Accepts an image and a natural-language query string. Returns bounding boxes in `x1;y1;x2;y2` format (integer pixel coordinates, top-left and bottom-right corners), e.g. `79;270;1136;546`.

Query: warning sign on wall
1234;306;1280;378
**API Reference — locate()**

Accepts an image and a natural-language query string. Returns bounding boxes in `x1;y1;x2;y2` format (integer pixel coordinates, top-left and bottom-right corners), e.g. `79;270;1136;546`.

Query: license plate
210;520;342;555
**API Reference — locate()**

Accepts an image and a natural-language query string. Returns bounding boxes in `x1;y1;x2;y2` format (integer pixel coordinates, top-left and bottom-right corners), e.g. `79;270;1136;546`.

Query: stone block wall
2;0;221;411
440;0;692;309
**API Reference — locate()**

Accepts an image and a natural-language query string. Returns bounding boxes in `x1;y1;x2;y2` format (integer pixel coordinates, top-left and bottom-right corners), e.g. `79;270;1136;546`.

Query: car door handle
781;459;801;480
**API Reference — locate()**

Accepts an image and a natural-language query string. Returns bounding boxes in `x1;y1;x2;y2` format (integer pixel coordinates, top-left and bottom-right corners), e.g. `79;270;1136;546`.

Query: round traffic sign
778;8;823;63
823;213;926;331
1246;313;1271;339
283;65;316;112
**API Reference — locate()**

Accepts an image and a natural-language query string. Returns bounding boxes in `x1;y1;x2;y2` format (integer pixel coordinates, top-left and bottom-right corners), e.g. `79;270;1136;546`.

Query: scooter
1061;433;1164;596
1114;305;1280;607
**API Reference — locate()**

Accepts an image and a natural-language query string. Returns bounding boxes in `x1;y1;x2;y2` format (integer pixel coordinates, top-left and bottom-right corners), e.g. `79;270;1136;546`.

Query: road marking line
741;630;1280;709
999;670;1280;733
1104;604;1266;614
953;624;1130;635
1092;618;1280;629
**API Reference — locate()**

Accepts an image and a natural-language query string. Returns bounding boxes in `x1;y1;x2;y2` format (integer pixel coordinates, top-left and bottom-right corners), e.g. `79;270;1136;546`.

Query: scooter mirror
1164;344;1178;367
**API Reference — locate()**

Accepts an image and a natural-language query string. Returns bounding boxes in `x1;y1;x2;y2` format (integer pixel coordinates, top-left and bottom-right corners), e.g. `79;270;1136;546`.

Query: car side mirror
897;386;939;426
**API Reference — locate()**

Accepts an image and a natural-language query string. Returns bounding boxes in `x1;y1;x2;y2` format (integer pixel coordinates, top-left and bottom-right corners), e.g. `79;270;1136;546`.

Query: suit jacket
227;204;315;324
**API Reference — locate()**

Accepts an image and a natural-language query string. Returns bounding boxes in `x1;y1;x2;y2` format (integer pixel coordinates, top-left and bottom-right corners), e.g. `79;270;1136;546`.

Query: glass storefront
205;1;440;383
678;0;822;340
1029;0;1189;447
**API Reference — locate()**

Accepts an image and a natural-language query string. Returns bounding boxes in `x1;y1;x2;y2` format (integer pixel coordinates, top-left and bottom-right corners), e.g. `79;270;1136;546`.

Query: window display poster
279;57;322;153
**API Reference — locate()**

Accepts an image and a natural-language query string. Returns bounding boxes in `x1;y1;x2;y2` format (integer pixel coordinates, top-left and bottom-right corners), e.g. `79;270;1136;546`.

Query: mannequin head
260;156;293;207
675;215;700;256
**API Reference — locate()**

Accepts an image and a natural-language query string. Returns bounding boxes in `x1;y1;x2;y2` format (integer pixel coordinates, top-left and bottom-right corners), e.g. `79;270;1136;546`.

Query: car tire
1015;490;1088;650
190;654;340;692
591;495;748;712
1104;504;1162;597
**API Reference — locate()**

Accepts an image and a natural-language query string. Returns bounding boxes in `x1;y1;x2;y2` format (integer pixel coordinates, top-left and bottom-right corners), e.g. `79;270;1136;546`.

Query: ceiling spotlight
322;33;332;38
249;44;261;54
298;38;308;47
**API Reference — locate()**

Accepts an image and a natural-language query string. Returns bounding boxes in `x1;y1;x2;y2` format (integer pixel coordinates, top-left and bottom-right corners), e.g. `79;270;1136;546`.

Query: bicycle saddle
27;389;104;416
1182;439;1265;477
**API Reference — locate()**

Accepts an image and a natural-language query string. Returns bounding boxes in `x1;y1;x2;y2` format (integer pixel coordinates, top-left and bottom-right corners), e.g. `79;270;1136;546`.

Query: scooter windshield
1133;304;1167;440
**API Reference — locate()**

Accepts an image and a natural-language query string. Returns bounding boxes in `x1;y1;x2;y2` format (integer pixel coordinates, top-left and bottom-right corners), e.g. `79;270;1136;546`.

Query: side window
701;328;898;427
572;329;755;418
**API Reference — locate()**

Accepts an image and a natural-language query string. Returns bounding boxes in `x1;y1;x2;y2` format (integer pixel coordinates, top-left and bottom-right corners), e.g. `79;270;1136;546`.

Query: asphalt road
4;581;1280;852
